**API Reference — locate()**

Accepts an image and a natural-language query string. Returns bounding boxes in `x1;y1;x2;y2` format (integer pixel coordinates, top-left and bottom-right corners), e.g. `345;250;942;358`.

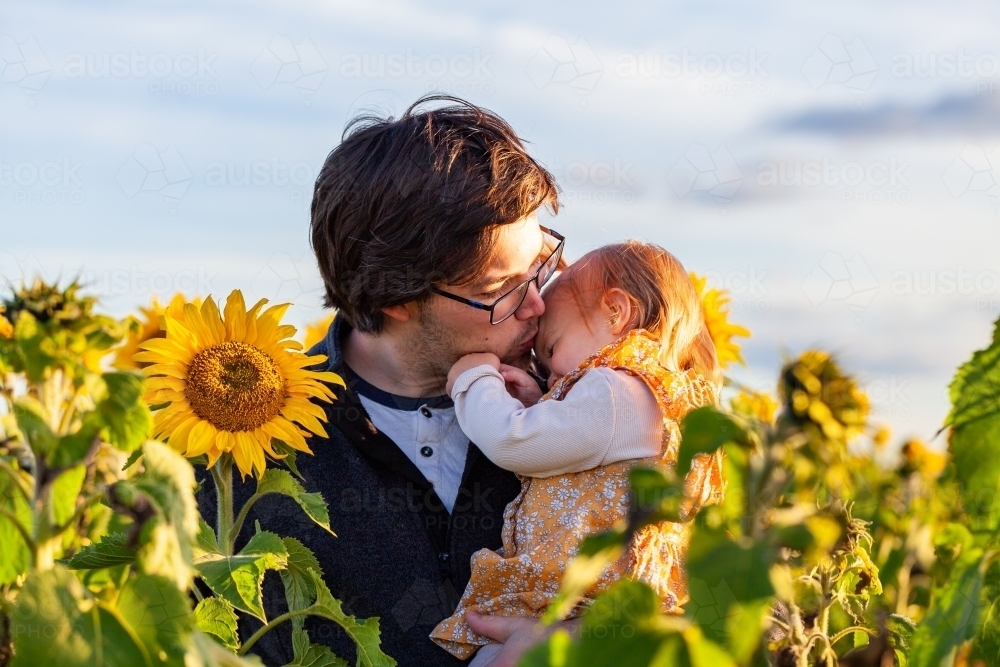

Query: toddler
430;240;725;663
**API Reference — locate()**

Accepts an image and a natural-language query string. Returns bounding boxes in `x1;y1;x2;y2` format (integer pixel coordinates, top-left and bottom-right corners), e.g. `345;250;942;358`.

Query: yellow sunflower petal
200;298;226;344
186;420;219;457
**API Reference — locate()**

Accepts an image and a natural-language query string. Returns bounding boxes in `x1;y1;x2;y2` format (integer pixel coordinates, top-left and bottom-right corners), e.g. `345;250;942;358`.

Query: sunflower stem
213;456;235;556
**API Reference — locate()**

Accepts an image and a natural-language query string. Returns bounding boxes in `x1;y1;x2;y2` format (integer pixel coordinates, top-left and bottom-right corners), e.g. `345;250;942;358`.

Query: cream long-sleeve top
449;364;663;478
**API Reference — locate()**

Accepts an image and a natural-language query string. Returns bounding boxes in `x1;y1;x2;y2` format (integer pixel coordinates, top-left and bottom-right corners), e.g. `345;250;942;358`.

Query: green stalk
237;608;313;656
212;457;235;556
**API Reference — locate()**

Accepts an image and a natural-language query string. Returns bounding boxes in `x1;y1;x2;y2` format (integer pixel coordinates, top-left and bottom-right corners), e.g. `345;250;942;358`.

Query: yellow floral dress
430;329;724;659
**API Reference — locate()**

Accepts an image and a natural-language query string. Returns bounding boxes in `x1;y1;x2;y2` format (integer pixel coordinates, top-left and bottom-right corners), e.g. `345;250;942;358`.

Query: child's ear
601;288;636;336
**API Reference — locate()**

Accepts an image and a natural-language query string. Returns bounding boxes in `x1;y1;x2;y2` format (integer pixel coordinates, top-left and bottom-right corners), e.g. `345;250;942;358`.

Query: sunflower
0;305;12;339
302;312;336;351
114;294;201;370
135;290;345;478
730;388;778;424
901;438;947;479
690;272;751;368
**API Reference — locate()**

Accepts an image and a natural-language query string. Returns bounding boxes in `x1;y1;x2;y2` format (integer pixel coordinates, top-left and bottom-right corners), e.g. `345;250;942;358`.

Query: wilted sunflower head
136;290;345;478
1;278;121;378
779;350;869;447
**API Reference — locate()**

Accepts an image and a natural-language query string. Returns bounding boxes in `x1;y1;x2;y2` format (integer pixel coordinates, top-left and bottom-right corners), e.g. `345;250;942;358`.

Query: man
207;95;567;666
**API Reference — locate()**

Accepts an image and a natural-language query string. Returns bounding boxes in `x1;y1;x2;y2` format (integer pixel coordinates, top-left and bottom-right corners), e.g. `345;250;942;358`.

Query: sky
2;0;999;450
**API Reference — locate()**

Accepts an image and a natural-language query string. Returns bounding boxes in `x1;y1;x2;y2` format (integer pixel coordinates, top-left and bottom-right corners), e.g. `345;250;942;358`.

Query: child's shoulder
608;364;717;418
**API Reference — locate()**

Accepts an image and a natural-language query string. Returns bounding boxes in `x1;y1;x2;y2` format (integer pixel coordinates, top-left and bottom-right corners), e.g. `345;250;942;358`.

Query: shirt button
420;406;432;418
420;446;434;457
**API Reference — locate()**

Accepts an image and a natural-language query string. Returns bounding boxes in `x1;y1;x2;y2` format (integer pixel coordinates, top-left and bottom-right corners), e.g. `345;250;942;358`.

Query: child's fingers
498;364;533;386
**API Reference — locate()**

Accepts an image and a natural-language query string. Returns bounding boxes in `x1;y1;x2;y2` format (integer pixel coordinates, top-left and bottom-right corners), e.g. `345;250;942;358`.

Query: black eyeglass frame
429;226;565;325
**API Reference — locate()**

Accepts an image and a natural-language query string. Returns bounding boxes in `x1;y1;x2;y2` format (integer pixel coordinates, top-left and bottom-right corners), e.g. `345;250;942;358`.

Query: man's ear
381;303;413;323
601;288;636;336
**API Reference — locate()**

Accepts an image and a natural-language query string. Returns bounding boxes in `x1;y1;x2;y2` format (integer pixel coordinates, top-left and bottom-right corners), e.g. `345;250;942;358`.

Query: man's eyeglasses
429;226;565;325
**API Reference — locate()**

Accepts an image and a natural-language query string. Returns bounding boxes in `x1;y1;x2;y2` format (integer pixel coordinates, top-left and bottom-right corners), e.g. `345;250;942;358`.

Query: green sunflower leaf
66;532;138;570
196;530;288;623
194;597;240;651
254;469;334;536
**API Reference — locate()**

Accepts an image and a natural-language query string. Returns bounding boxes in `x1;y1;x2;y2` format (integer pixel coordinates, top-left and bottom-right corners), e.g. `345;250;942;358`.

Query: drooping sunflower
690;272;751;368
135;290;344;478
114;294;200;370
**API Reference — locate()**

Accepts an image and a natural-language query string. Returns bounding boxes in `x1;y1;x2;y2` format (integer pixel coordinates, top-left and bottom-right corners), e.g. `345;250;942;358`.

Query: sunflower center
185;341;286;432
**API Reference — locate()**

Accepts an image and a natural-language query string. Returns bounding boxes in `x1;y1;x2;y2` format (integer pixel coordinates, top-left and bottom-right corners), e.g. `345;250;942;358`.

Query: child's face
535;278;618;389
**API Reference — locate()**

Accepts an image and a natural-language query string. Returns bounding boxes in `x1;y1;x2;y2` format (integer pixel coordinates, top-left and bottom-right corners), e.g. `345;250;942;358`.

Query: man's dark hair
310;94;559;334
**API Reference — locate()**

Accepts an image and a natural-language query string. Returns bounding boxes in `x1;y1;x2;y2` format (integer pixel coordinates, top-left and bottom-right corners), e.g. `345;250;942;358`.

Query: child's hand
498;364;544;408
446;353;501;395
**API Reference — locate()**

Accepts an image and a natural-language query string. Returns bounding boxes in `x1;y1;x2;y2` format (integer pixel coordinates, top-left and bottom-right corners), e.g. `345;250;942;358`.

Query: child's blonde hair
563;240;721;387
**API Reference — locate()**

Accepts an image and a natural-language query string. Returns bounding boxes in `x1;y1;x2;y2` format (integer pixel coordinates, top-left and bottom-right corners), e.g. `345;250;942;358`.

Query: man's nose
515;281;544;320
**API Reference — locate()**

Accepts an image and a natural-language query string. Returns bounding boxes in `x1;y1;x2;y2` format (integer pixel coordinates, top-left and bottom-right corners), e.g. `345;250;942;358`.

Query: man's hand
498;364;543;408
446;353;501;395
465;611;579;667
